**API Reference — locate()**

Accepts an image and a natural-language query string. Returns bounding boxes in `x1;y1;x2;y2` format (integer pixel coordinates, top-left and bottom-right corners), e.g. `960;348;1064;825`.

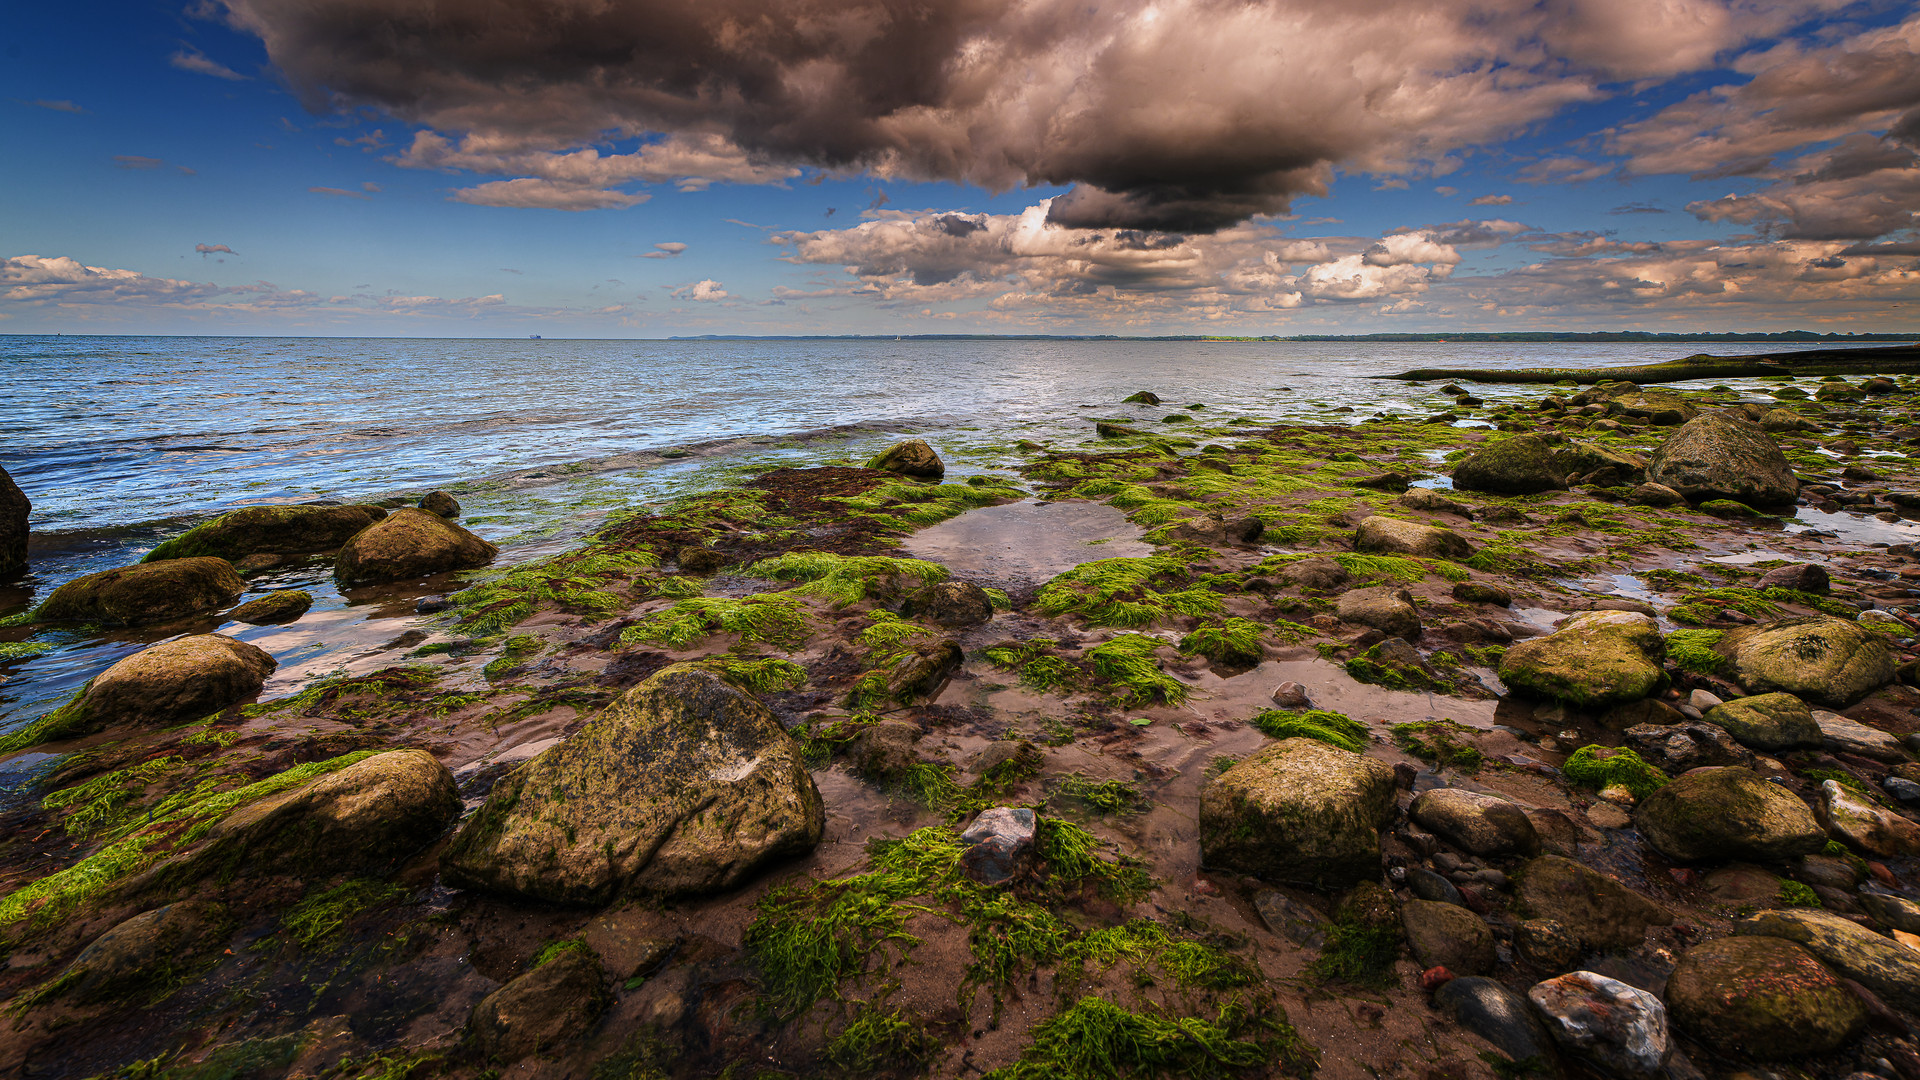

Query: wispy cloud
449;178;649;210
195;244;236;256
1469;194;1514;206
113;155;164;170
309;186;371;200
169;49;247;81
639;242;688;259
16;98;86;114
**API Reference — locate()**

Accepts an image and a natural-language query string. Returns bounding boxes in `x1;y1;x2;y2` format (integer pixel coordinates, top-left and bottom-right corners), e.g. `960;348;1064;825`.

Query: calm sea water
0;334;1902;748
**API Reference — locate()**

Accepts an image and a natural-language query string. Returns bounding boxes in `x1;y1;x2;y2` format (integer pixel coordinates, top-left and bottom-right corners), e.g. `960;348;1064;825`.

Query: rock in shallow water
1199;737;1396;890
419;490;461;518
79;633;276;731
1403;899;1494;975
1409;788;1540;858
1452;435;1568;495
227;589;313;625
901;580;994;627
335;507;497;585
867;439;944;478
469;948;609;1062
1337;585;1422;640
142;504;386;563
960;807;1036;886
0;464;26;575
1666;935;1866;1059
1817;779;1920;858
442;667;824;903
39;557;246;626
1528;970;1670;1079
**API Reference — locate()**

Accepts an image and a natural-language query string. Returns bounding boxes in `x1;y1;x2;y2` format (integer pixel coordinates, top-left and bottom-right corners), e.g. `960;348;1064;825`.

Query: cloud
1683;134;1920;240
670;279;730;302
309;185;371;199
18;98;86;114
1469;194;1514;206
450;178;649;210
195;244;236;256
1610;202;1669;214
212;0;1850;233
1517;156;1612;184
640;242;688;259
170;49;248;81
114;155;164;170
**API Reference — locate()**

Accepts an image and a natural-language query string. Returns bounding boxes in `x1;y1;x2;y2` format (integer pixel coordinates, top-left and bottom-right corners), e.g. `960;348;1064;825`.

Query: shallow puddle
1186;655;1501;730
901;498;1153;586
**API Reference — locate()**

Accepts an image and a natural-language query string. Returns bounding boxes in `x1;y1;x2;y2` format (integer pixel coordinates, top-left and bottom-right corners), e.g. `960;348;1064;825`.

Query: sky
3;0;1919;337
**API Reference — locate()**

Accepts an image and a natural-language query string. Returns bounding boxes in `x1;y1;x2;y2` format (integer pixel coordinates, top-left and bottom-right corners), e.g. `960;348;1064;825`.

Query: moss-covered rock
420;490;461;518
144;505;386;563
1738;908;1920;1014
1353;515;1471;559
1514;855;1672;951
1646;412;1800;509
181;749;460;885
40;900;229;1007
867;439;945;478
1198;737;1396;890
334;507;497;586
1714;616;1895;708
67;633;275;735
1497;611;1667;708
1403;899;1494;974
1554;441;1648;485
900;581;994;628
1702;693;1823;751
1816;779;1920;858
849;639;964;708
1668;936;1863;1059
0;464;26;576
1409;788;1539;857
1335;586;1421;640
1634;767;1825;864
38;557;245;626
226;589;313;625
469;947;610;1061
1761;408;1817;433
1452;435;1568;494
442;667;825;903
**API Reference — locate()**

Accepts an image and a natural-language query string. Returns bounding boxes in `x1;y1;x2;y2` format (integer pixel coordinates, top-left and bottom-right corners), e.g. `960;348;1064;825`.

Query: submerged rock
1198;737;1397;890
227;589;313;625
1514;855;1672;952
1452;435;1568;494
1336;585;1422;640
1409;788;1540;858
960;807;1037;886
0;464;26;576
144;504;386;563
1497;611;1667;708
1714;616;1895;708
1122;391;1162;405
1702;693;1823;752
442;667;824;903
419;490;461;518
867;439;945;478
849;639;964;707
469;948;610;1062
1635;767;1825;864
78;633;276;730
1353;515;1472;559
44;901;229;1006
1528;971;1670;1079
334;507;498;586
39;557;246;626
1647;412;1800;509
1738;907;1920;1013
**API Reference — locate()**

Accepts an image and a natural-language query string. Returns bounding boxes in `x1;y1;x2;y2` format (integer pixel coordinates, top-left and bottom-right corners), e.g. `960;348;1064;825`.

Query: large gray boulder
442;666;825;903
1646;412;1799;509
1714;616;1895;708
1198;737;1397;890
1497;611;1667;708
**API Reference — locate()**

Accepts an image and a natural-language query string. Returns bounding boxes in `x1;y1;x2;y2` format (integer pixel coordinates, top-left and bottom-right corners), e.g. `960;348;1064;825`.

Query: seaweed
1665;629;1727;674
1035;557;1222;628
1561;745;1668;799
1178;619;1266;667
282;878;410;947
1389;720;1485;771
1249;709;1369;753
1088;635;1190;707
750;552;949;606
619;595;812;649
981;997;1312;1080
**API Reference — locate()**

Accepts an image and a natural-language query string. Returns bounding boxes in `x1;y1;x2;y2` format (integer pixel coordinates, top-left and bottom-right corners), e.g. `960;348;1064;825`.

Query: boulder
1668;936;1864;1060
1758;563;1829;593
1434;978;1559;1069
1397;490;1474;518
44;901;229;1005
1702;693;1823;752
1814;710;1908;762
1738;908;1920;1013
1514;856;1672;952
849;720;924;778
227;590;313;625
1646;412;1799;509
901;581;994;628
1198;737;1397;890
1336;586;1422;640
1452;436;1568;495
442;667;825;903
849;639;963;708
960;807;1036;886
1760;408;1816;433
73;634;275;730
1528;971;1670;1079
1714;616;1894;708
1817;780;1920;858
469;948;609;1061
1623;722;1755;773
145;504;386;564
1122;391;1162;405
1628;482;1686;508
420;491;461;518
182;750;460;884
1404;900;1494;975
1554;442;1648;485
39;557;246;626
1408;867;1466;906
1353;516;1472;559
1276;557;1349;592
1515;918;1582;971
1452;582;1512;607
334;507;497;586
1634;767;1825;864
1409;788;1540;858
1497;611;1667;708
866;439;945;478
0;464;26;575
1166;513;1265;547
1860;892;1920;934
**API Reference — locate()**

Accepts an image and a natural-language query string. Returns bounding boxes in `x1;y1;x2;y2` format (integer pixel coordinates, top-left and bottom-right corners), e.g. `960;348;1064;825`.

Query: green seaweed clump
1777;880;1822;908
1344;643;1445;692
1249;709;1368;753
1035;557;1222;628
825;1004;944;1074
1178;618;1265;667
983;639;1083;694
42;757;187;839
1053;775;1146;816
453;546;657;636
531;936;597;968
0;642;51;662
689;655;808;694
1390;720;1485;771
1664;629;1727;674
749;552;949;606
619;595;811;649
1088;635;1189;706
282;878;409;947
982;997;1312;1080
1562;745;1668;800
482;634;544;680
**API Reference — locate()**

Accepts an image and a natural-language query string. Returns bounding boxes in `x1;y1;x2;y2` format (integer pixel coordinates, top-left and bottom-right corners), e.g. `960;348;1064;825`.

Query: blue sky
4;0;1918;336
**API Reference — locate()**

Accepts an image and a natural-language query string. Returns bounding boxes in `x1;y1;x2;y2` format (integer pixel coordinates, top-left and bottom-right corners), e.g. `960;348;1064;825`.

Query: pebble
1270;682;1312;708
1686;689;1723;710
1889;776;1920;803
1409;867;1466;906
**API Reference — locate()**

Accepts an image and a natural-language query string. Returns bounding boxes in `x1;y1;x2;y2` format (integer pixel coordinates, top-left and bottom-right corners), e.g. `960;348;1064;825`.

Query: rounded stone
1667;936;1866;1059
1353;515;1472;559
1528;970;1670;1079
1337;585;1422;640
469;949;610;1061
1703;693;1823;752
1497;610;1668;708
419;490;461;518
142;504;386;563
1634;766;1825;864
1452;435;1568;495
1403;899;1495;975
334;507;498;586
866;439;945;478
81;633;276;729
1647;412;1800;509
901;580;994;628
1714;616;1895;708
227;590;313;625
1199;737;1397;890
39;557;246;626
1409;788;1540;858
49;901;230;1005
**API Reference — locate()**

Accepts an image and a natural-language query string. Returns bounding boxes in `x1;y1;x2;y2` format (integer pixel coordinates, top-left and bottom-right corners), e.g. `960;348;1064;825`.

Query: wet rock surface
1498;610;1668;708
1199;736;1396;889
0;464;26;575
334;506;499;585
1529;970;1671;1079
1636;766;1827;864
37;556;246;625
1667;935;1867;1059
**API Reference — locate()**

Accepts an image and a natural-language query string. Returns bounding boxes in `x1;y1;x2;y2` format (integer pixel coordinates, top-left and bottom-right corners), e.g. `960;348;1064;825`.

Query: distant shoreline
5;331;1917;343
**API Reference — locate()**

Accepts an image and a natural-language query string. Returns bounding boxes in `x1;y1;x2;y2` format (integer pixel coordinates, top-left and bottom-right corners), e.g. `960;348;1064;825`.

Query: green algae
1053;775;1146;816
984;996;1312;1080
1389;720;1485;771
1249;709;1368;753
750;551;949;606
42;756;187;839
453;546;657;637
619;595;811;649
1178;618;1265;667
1088;635;1189;706
1562;745;1668;800
1665;629;1728;674
825;1004;944;1074
1035;557;1222;628
282;878;409;947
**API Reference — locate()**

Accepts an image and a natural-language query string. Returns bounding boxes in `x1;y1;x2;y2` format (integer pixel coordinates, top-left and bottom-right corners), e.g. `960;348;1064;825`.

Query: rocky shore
5;372;1920;1080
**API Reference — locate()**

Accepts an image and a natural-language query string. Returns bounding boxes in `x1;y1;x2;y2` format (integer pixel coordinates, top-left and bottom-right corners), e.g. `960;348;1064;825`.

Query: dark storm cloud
214;0;1857;232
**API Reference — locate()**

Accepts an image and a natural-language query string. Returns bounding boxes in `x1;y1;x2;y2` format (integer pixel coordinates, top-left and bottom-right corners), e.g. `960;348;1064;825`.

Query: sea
0;334;1911;749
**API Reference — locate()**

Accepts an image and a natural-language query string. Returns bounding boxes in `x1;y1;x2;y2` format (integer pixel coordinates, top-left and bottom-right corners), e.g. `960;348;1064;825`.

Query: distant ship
528;334;542;339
